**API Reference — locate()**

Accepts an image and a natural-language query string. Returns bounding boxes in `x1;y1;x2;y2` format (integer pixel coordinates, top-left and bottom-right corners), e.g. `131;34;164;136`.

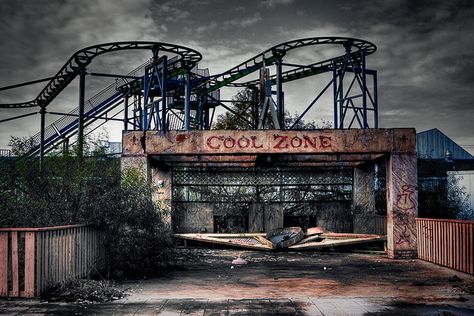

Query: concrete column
150;163;172;231
264;204;283;232
248;203;264;233
352;164;376;233
386;153;418;259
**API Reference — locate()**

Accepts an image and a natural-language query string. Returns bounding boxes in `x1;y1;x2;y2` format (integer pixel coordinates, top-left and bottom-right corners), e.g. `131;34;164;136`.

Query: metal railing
0;224;103;297
416;218;474;275
0;149;12;157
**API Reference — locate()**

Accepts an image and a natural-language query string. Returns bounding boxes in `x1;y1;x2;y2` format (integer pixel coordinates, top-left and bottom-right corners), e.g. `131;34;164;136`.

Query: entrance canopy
122;128;418;259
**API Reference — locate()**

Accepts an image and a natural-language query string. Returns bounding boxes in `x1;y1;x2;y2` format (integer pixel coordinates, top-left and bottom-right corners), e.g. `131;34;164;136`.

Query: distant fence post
0;224;103;298
416;218;474;275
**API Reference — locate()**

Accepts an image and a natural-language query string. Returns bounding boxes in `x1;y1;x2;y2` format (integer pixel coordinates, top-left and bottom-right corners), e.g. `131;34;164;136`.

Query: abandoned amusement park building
4;37;471;260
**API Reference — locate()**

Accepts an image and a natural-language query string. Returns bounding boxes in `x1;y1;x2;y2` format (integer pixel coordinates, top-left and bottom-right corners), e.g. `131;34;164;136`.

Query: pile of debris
174;227;386;251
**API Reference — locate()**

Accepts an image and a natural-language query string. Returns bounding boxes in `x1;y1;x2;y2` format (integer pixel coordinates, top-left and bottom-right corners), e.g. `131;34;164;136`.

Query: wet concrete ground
1;249;474;315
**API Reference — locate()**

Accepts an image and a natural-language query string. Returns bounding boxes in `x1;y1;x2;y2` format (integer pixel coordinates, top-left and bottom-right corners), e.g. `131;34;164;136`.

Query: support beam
161;56;168;130
361;49;368;128
386;153;418;259
124;96;129;131
39;106;46;170
373;71;378;128
143;68;149;130
275;57;283;128
184;70;191;130
333;62;338;128
77;65;86;159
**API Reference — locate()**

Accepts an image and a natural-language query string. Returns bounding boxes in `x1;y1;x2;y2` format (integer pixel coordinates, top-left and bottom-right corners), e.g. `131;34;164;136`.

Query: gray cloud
0;0;473;154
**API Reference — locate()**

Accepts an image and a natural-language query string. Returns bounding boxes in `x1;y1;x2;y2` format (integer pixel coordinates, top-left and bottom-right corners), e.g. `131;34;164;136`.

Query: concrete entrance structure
121;128;418;259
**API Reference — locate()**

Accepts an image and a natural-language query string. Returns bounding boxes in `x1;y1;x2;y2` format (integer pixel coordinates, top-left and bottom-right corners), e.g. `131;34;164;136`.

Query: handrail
0;223;90;232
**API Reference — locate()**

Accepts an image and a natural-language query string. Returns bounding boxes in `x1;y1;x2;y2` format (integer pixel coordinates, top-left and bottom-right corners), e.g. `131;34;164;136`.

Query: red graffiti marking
175;134;187;143
394;184;417;245
395;184;416;211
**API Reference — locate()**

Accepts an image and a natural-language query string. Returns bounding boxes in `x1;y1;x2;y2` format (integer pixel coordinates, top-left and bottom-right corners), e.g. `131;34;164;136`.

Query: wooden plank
11;232;19;297
24;232;35;298
290;236;387;250
0;232;8;297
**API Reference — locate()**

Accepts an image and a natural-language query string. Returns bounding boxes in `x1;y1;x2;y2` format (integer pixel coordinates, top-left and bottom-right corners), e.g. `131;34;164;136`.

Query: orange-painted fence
0;224;103;298
416;218;474;275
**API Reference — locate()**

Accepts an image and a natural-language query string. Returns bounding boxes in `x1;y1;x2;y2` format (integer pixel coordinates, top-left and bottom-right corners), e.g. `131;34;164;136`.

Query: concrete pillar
150;163;172;231
264;204;284;232
386;153;418;259
352;164;376;233
248;204;264;233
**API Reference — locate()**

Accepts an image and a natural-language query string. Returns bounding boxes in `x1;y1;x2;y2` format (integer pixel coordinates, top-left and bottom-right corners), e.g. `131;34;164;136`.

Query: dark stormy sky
0;0;473;153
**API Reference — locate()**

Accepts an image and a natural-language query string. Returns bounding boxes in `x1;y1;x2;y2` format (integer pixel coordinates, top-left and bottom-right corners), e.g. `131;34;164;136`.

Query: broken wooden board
174;233;273;251
174;232;386;252
289;235;387;250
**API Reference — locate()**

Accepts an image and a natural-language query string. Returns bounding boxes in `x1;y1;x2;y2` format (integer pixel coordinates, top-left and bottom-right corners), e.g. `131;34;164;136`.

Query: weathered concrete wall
312;201;353;233
386;153;418;259
352;164;376;233
284;201;353;233
173;203;214;233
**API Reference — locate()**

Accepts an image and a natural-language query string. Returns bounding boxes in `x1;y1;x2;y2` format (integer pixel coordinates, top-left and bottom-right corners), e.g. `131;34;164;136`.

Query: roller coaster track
0;41;202;109
201;37;376;93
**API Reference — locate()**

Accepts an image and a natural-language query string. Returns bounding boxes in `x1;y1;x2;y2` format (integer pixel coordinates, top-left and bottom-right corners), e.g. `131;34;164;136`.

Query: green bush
0;154;173;279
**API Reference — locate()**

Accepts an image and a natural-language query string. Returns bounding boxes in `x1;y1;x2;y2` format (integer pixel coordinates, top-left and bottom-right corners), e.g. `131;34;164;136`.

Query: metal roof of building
417;128;474;160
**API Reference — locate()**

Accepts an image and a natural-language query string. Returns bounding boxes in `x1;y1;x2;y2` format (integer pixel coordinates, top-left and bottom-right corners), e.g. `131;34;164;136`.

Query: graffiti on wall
394;184;417;245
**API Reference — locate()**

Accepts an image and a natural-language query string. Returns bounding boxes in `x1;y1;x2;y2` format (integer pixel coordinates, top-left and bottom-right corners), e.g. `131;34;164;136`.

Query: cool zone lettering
206;134;332;150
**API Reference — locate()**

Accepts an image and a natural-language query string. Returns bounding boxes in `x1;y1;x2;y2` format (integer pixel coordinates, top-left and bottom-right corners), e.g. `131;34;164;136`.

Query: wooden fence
416;218;474;275
0;224;103;298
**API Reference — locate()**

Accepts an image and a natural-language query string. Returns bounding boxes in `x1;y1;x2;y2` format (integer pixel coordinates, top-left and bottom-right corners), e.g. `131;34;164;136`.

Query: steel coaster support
161;56;168;130
124;96;129;131
39;104;46;170
184;69;191;130
333;61;338;129
275;55;284;128
143;67;149;130
258;80;281;129
338;66;345;129
77;64;86;159
373;70;378;128
361;49;368;128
